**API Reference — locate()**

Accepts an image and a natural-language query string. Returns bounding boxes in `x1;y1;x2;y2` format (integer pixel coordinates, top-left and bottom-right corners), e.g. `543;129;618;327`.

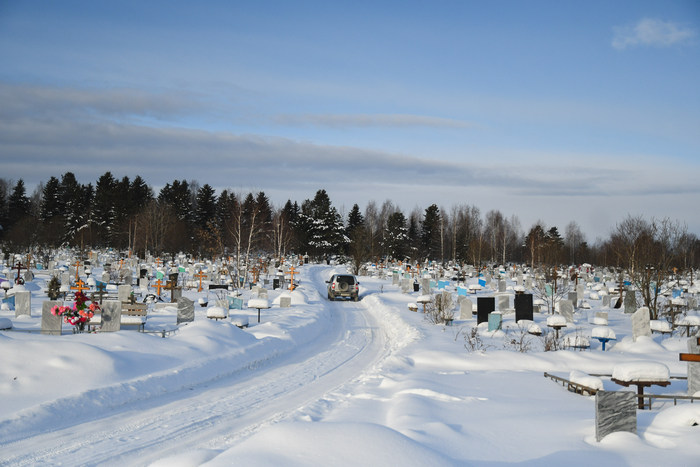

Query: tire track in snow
0;265;392;466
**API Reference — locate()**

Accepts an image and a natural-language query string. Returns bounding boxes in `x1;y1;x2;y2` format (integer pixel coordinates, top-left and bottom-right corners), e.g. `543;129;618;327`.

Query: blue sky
1;0;698;240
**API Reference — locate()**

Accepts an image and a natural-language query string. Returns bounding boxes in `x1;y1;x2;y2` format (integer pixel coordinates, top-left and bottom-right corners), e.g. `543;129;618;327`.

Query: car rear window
337;276;355;284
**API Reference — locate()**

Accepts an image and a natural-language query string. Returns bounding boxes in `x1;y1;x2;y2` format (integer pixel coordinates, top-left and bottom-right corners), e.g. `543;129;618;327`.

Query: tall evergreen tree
421;204;441;260
194;184;217;228
383;211;409;260
92;172;117;245
7;179;30;230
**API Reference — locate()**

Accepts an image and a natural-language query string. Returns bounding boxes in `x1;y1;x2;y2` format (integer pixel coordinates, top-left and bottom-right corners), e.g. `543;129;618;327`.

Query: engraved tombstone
514;293;533;322
631;307;651;342
15;290;31;317
177;297;195;325
459;298;473;319
41;300;62;335
559;299;575;323
477;297;495;325
624;290;636;314
595;391;636;442
100;300;122;332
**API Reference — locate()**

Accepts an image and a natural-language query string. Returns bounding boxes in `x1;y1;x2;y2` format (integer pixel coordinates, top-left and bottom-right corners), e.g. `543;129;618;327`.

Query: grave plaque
459;299;473;319
177;297;195;324
488;312;502;332
280;296;292;308
514;293;533;322
477;297;495;325
559;300;574;323
497;294;509;311
15;290;31;317
41;300;62;335
595;391;636;442
624;291;636;314
631;307;651;342
101;300;122;332
117;284;131;303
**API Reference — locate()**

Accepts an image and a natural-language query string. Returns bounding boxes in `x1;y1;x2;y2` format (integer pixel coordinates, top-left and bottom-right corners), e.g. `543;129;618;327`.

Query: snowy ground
1;264;699;466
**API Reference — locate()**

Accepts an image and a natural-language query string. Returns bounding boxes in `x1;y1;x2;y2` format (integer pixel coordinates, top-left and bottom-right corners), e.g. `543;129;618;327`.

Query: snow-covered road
0;265;392;466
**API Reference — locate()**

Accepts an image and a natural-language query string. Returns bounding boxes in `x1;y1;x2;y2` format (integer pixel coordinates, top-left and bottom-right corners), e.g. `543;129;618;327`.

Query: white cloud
273;113;474;129
612;18;697;50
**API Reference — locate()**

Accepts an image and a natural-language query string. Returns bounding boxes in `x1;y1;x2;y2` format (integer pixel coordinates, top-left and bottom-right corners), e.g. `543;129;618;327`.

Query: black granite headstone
514;293;534;322
477;297;495;325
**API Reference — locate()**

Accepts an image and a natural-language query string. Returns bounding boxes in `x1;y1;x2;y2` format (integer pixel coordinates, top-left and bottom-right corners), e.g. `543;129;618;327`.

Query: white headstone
117;284;131;303
559;299;575;323
459;299;473;319
41;300;62;335
631;307;651;342
100;300;122;332
15;290;31;317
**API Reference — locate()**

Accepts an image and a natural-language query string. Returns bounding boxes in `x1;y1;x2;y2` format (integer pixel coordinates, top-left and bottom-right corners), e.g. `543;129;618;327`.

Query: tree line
1;173;698;280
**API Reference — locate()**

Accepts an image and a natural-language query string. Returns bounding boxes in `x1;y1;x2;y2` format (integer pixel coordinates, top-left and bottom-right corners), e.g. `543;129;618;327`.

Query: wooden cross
94;282;107;304
679;338;700;363
163;279;180;303
73;259;82;280
118;258;125;269
252;265;260;284
71;278;89;295
194;270;207;292
155;257;163;267
289;266;297;291
153;278;165;296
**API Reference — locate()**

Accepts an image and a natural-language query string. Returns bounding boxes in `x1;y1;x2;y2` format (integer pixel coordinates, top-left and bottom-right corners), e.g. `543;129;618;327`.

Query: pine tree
421;204;441;260
194;184;217;228
7;179;30;230
383;211;409;260
93;172;117;245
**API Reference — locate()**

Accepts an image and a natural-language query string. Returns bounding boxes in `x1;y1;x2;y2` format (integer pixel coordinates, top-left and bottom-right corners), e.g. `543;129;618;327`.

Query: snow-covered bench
121;303;148;331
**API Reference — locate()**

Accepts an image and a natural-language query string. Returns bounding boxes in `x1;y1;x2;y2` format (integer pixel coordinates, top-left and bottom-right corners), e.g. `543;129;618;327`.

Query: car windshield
336;276;355;284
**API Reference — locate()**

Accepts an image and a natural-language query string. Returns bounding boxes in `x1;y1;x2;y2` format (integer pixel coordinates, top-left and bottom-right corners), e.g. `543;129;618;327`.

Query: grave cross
289;266;297;291
74;259;82;280
155;257;163;267
153;278;165;296
194;270;206;292
71;278;90;295
13;261;25;284
163;279;180;303
93;282;107;304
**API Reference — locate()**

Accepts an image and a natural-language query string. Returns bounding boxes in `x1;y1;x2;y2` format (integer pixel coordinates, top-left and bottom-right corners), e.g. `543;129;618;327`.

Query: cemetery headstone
602;295;611;308
280;296;292;308
559;299;575;323
392;272;399;285
61;272;71;287
488;312;502;332
101;271;110;283
177;297;195;325
15;290;31;317
577;284;585;302
100;300;122;332
595;391;637;442
400;279;411;293
497;294;509;311
631;307;651;342
568;291;578;308
514;293;534;322
41;300;62;335
498;279;506;293
459;298;473;319
420;277;431;293
477;297;495;325
117;284;131;303
624;290;636;314
171;287;182;302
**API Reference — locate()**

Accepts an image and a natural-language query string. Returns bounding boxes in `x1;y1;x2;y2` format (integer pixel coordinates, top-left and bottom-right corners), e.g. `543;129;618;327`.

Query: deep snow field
1;263;699;466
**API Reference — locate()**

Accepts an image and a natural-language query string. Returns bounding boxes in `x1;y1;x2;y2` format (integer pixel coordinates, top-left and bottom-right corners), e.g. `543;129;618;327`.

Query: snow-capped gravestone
497;294;509;311
459;298;473;319
595;391;636;442
631;307;652;342
559;299;575;323
624;291;636;314
279;296;291;308
177;297;195;325
488;312;502;332
100;300;122;332
41;300;62;335
477;297;495;325
15;290;30;317
514;293;533;322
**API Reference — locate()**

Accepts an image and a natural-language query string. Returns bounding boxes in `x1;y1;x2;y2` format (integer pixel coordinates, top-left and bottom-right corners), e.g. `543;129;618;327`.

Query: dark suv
326;274;359;301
